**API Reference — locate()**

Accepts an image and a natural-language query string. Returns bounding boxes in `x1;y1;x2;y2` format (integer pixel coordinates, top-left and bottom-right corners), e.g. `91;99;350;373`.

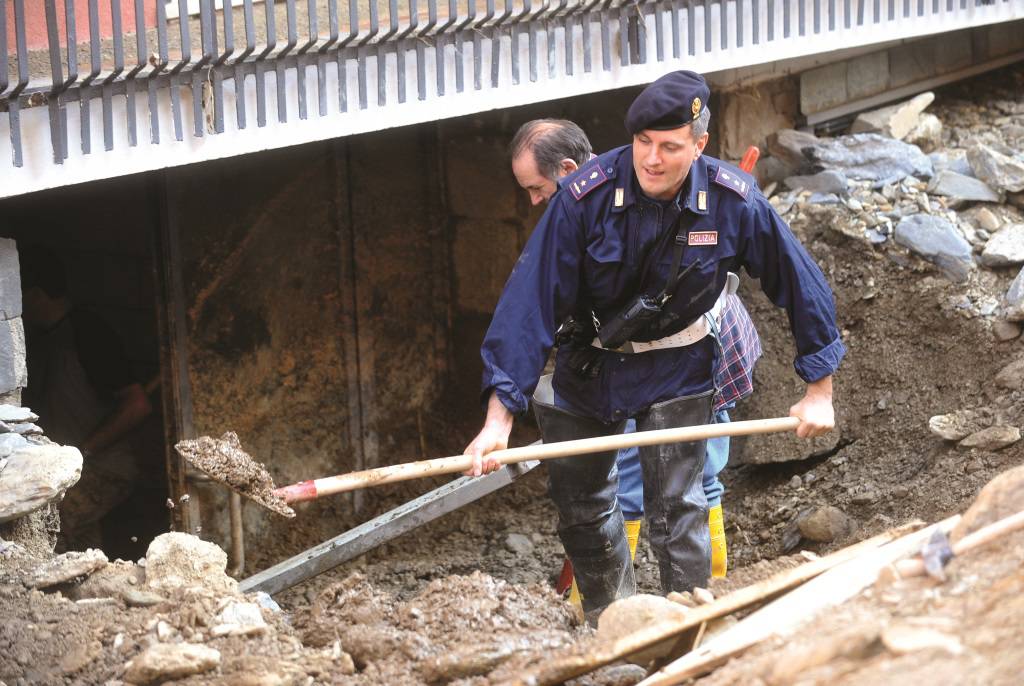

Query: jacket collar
609;148;711;217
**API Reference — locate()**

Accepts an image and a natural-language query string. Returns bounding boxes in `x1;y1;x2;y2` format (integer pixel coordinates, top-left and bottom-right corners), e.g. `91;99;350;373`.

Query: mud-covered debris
28;548;108;588
123;643;221;685
174;431;294;517
145;532;238;594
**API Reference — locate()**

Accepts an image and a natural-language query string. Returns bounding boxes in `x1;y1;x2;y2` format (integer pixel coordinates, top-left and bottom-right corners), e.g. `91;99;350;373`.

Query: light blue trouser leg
617;408;732;516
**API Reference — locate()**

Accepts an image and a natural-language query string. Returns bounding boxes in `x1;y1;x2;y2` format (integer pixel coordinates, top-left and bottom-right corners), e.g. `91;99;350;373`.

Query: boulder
994;358;1024;390
850;92;935;140
0;432;28;458
958;426;1021;451
784;170;848;194
981;224;1024;268
123;643;221;685
797;506;855;542
806;133;933;186
1005;266;1024;321
144;532;238;594
0;445;82;523
927;170;1000;205
894;214;974;282
951;465;1024;543
766;129;821;170
966;142;1024;193
597;594;690;666
28;549;108;588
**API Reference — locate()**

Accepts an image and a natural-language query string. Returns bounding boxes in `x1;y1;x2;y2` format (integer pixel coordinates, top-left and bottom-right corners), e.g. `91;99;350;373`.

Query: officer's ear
695;132;710;155
558;158;579;178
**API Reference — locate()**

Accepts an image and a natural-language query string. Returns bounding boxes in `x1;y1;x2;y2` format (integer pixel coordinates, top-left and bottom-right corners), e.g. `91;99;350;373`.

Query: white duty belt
593;272;740;354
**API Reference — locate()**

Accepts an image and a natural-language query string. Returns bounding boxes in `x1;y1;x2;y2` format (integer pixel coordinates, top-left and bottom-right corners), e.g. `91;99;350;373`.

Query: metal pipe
228;491;245;577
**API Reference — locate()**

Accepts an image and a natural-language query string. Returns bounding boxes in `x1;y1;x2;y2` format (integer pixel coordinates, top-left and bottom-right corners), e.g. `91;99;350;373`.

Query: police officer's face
632;126;709;200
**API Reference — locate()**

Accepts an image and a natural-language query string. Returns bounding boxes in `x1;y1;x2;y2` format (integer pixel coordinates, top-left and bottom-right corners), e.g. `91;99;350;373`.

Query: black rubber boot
636;390;714;594
532;379;633;625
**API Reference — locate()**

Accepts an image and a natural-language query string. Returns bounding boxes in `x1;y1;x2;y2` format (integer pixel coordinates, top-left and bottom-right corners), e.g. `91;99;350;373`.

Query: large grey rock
0;445;83;523
28;549;109;588
766;129;821;170
1004;266;1024;321
806;133;933;186
850;92;935;140
0;432;28;458
123;643;221;685
927;170;1000;204
967;142;1024;193
784;170;848;194
894;214;974;282
0;318;27;396
0;238;21;321
958;426;1021;451
144;532;238;593
981;224;1024;268
929;151;975;178
0;405;37;423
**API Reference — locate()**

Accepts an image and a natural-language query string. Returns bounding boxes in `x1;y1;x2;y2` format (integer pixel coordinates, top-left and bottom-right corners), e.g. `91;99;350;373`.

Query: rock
905;113;943;153
754;156;794;188
967;141;1024;193
981;224;1024;267
784;170;848;194
958;426;1021;451
67;559;147;601
808;192;840;205
927;170;1000;205
881;624;963;656
28;549;108;588
597;594;690;666
0;405;38;423
993;320;1022;341
928;410;989;441
144;532;238;594
1005;267;1024;321
124;589;167;608
766;129;821;170
929;151;975;178
994;358;1024;390
797;506;855;542
951;465;1024;543
504;532;534;555
894;214;974;282
693;587;714;605
806;133;933;186
973;207;1002;232
592;664;650;686
211;601;268;637
0;444;83;523
0;431;28;458
0;421;42;435
60;639;103;674
123;643;221;685
850;92;935;140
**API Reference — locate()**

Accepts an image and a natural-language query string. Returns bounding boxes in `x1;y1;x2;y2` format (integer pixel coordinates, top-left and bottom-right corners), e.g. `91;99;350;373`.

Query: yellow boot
709;504;728;578
568;519;644;609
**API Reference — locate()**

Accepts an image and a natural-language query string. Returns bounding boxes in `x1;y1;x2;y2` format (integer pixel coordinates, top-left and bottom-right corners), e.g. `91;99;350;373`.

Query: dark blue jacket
481;145;845;423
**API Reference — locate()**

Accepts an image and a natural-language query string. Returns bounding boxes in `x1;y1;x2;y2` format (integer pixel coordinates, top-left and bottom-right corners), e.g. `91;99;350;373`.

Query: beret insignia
691;97;702;119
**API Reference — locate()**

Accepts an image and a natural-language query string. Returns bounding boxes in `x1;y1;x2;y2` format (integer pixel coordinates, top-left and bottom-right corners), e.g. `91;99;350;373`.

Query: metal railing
1;0;1021;170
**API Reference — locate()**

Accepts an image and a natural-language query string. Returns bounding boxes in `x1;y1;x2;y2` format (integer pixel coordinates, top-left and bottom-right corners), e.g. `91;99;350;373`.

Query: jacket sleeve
479;197;587;415
737;194;846;383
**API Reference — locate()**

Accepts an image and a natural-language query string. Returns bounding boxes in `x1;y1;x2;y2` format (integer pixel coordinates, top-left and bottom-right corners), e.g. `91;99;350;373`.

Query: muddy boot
533;381;633;625
636;390;714;594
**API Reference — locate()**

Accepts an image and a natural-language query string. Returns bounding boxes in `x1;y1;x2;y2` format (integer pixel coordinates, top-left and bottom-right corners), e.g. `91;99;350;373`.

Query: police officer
466;71;844;623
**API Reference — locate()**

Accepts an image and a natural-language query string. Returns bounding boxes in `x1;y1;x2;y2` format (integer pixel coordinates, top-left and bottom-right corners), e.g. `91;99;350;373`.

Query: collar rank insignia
688;230;718;246
568;162;609;201
697;190;707;211
713;166;750;199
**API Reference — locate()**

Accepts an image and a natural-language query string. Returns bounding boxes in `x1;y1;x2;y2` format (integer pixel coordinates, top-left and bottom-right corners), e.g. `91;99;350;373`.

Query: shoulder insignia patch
713;166;751;200
568;163;609;201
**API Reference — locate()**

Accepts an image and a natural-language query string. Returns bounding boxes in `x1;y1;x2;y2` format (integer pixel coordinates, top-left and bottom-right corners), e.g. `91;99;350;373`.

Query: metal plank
239;460;541;596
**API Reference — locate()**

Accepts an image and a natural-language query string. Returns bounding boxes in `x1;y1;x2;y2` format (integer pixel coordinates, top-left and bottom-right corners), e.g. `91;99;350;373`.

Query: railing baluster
277;0;298;122
687;0;696;55
418;0;438;99
44;0;68;163
736;0;744;48
236;0;257;128
768;0;774;39
493;0;513;86
720;0;728;49
151;0;169;144
753;0;760;44
7;0;30;166
670;0;680;57
784;0;790;37
63;0;78;90
255;0;277;127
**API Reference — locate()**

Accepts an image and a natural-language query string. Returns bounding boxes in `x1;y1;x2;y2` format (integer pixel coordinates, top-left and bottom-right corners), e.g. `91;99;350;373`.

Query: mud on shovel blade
175;431;296;518
274;416;803;505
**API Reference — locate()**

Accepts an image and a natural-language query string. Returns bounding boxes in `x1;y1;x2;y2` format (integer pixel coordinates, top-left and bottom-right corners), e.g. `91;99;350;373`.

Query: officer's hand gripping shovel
178;418;800;516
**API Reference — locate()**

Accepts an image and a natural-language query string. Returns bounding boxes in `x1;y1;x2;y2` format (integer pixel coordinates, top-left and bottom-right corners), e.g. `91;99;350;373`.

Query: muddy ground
2;66;1024;684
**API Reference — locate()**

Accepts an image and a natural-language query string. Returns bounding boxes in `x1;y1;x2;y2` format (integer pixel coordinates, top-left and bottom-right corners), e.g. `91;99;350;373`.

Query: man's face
632;125;709;200
512;149;559;206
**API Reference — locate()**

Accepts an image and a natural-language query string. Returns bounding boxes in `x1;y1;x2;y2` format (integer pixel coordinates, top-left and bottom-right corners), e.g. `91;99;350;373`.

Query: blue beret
625;70;710;135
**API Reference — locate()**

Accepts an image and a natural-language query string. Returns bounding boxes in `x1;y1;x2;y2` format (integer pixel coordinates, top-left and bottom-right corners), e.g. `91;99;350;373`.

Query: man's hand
463;393;515;476
789;376;835;439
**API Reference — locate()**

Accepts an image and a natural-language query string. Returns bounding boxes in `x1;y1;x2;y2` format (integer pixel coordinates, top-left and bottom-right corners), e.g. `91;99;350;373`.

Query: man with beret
466;71;844;623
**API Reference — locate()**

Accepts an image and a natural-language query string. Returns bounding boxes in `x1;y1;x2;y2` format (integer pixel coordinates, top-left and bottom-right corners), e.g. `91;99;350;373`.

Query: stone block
800;62;848;115
889;41;936;89
934;30;973;74
446;135;519;219
719;79;798;161
0;318;27;396
0;238;22;321
453;219;521;314
846;51;889;101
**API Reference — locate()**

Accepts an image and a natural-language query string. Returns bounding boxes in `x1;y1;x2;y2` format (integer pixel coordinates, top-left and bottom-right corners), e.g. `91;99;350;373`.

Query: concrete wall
0;238;26;405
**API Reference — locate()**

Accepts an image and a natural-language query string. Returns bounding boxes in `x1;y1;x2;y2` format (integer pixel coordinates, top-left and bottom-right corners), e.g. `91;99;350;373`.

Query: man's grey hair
691;107;711;139
509;119;593;181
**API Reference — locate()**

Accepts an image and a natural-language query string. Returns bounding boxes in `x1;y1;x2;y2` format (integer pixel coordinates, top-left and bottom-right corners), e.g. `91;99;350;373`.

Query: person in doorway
508;119;762;589
19;245;153;551
468;71;844;624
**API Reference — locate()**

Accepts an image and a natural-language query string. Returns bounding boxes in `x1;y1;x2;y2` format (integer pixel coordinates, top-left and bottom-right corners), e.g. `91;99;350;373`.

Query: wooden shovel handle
275;416;801;504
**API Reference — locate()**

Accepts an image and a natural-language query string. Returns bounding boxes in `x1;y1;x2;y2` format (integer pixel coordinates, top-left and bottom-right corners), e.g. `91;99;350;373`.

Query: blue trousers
617;408;731;519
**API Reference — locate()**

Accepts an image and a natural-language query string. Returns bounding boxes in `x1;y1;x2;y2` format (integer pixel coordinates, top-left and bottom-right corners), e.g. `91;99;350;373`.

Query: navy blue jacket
481;145;845;423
